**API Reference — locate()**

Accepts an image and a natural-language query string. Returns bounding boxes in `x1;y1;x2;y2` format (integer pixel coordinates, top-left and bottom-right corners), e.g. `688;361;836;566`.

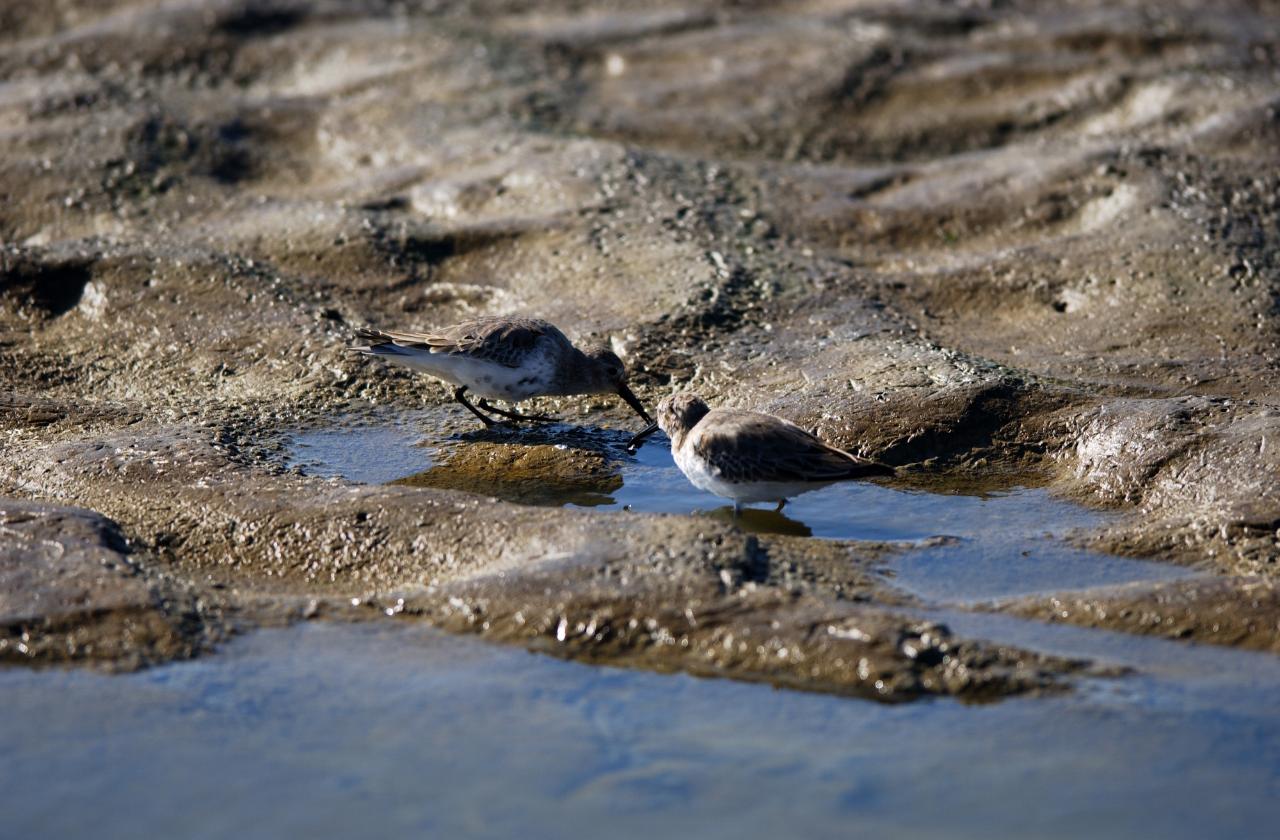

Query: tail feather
843;459;896;479
826;445;896;480
350;328;406;356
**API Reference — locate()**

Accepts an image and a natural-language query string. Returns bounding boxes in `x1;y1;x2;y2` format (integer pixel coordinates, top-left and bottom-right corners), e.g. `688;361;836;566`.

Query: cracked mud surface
3;0;1280;701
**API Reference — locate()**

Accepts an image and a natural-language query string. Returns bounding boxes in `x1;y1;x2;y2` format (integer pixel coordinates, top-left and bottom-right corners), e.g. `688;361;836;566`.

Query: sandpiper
352;316;653;428
633;392;894;513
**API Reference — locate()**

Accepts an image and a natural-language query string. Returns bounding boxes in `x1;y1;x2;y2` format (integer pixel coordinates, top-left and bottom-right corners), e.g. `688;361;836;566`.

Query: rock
401;533;1090;703
0;499;221;669
995;576;1280;654
394;441;623;506
1045;398;1280;575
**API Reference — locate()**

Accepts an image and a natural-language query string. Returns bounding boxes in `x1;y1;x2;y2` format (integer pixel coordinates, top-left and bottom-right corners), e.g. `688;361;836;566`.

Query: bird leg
476;399;558;423
453;386;499;426
774;499;788;513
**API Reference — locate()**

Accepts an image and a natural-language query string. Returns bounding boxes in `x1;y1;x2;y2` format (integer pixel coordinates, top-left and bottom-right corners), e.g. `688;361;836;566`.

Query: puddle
290;413;435;485
589;437;1194;603
2;621;1278;840
867;492;1194;604
287;417;1196;603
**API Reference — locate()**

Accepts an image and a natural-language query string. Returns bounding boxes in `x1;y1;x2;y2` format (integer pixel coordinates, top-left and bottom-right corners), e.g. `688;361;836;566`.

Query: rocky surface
395;438;624;505
1;0;1279;695
0;499;224;668
996;576;1280;653
411;547;1097;703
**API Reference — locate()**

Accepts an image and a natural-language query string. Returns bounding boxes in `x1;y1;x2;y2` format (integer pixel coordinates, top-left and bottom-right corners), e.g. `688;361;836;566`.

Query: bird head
582;343;652;425
657;392;711;439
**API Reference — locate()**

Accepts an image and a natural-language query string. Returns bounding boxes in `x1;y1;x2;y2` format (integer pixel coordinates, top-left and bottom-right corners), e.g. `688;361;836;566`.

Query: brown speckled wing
691;410;892;483
369;317;568;368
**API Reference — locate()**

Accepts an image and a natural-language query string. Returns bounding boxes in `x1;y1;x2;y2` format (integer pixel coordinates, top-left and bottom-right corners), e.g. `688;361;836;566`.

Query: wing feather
691;410;893;483
355;317;565;368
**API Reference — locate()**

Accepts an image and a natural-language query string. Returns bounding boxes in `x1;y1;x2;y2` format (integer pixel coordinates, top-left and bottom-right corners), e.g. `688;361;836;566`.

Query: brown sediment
1;0;1279;691
393;441;623;506
408;554;1097;704
0;500;225;669
993;576;1280;654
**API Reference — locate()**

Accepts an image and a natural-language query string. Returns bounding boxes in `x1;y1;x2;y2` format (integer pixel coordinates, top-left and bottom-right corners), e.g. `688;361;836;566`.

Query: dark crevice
0;259;93;319
217;5;308;37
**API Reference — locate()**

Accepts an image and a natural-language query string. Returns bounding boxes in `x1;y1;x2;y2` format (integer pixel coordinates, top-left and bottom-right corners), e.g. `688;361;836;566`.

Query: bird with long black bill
351;316;652;428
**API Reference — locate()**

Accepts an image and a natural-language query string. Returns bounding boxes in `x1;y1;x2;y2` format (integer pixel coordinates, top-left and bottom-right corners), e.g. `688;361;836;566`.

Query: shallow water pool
2;621;1278;840
288;418;1196;603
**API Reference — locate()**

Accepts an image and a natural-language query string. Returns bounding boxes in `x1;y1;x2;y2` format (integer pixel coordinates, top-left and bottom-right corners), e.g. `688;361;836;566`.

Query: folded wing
692;410;894;483
355;317;563;368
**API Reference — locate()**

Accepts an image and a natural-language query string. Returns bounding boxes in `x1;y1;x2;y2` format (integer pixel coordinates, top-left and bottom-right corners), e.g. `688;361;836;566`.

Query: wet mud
2;0;1279;698
394;438;624;506
0;499;224;669
995;575;1280;653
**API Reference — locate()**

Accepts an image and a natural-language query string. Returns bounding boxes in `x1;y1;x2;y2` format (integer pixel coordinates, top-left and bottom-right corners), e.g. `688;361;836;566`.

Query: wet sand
2;0;1280;706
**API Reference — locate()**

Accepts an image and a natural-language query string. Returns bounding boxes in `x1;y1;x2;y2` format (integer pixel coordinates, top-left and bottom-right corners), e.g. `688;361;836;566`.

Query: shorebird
352;316;652;428
632;392;894;513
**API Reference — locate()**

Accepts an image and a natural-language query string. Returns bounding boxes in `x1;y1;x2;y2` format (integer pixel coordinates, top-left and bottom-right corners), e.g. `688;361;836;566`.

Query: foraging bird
352;316;652;427
632;392;894;513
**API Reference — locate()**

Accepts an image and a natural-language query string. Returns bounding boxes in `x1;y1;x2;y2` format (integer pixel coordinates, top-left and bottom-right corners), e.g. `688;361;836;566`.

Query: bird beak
626;421;660;452
616;383;654;425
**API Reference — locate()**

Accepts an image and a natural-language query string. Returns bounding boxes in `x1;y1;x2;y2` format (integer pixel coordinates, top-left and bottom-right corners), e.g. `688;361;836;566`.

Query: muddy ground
2;0;1279;700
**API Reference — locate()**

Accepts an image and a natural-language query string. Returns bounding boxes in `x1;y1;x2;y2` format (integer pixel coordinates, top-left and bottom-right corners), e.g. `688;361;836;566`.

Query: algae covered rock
394;442;624;506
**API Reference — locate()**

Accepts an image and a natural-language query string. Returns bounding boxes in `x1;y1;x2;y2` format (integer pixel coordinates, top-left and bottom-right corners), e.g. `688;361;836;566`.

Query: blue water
290;414;434;485
2;420;1261;838
287;420;1196;603
2;621;1277;839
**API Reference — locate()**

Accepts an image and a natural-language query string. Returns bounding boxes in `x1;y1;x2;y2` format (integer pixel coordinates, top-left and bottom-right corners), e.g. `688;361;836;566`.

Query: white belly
390;349;554;401
673;445;826;504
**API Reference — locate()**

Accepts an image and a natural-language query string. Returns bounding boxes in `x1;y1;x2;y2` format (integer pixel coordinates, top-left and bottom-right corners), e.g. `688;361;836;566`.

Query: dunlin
352;317;652;427
633;392;893;513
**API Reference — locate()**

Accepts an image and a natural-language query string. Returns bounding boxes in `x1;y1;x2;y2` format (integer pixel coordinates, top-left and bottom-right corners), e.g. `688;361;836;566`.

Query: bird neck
663;417;699;453
558;348;609;396
667;403;711;452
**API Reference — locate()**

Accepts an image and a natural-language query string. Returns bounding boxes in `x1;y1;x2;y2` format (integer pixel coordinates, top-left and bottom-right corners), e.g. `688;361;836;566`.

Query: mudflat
3;0;1279;701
